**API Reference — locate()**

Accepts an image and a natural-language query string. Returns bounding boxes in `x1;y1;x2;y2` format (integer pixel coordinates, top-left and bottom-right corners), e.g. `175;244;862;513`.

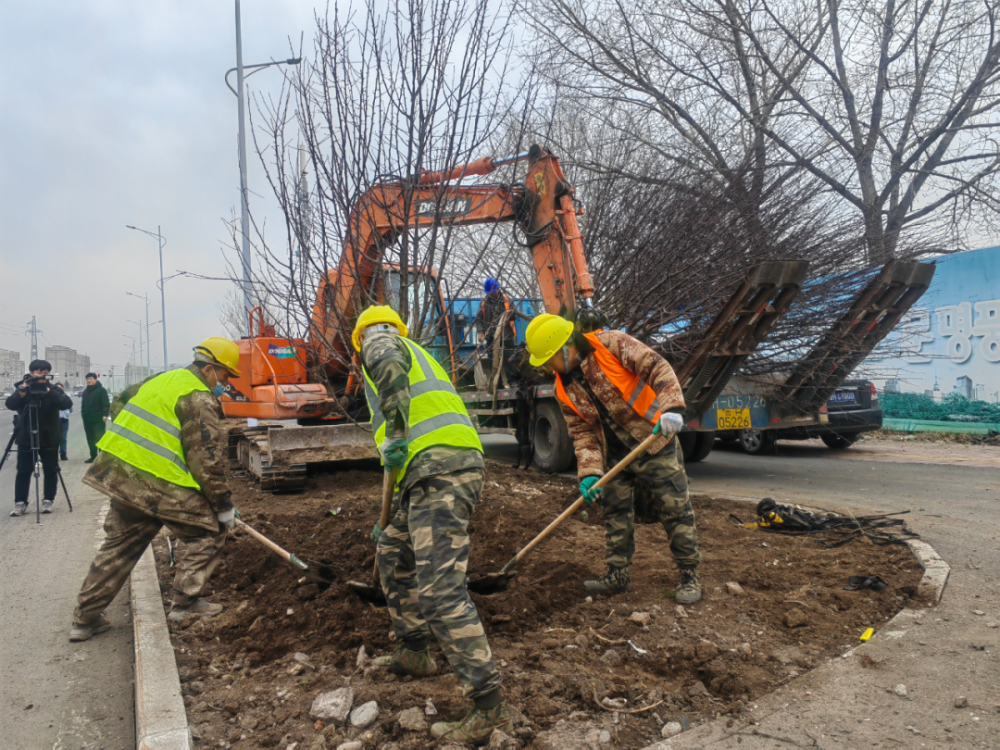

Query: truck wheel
533;400;575;473
686;431;715;463
738;428;777;455
821;433;858;450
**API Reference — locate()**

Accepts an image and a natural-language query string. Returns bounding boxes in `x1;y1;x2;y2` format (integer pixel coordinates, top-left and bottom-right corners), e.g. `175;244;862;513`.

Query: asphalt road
0;407;134;750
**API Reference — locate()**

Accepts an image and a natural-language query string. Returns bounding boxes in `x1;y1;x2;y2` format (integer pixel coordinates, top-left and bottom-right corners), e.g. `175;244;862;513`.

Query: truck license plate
717;408;751;430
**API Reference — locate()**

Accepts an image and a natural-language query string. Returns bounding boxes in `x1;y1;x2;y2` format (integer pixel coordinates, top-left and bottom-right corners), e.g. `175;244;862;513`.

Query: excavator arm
309;144;595;376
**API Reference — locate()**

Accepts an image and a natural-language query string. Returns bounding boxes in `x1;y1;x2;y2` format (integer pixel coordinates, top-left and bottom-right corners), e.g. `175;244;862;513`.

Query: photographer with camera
4;360;73;516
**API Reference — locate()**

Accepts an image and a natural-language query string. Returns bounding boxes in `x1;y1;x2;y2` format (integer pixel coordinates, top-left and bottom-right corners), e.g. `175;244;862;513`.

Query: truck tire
738;428;777;455
533;400;575;473
821;433;859;450
686;431;715;463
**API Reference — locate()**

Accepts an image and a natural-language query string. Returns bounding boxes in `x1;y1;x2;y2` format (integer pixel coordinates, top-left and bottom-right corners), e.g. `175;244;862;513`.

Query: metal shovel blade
467;570;514;595
346;580;388;606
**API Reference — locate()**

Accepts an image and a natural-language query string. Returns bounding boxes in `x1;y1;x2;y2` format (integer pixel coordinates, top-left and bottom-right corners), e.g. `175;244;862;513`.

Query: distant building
884;379;900;394
0;348;24;391
955;375;973;399
44;345;92;389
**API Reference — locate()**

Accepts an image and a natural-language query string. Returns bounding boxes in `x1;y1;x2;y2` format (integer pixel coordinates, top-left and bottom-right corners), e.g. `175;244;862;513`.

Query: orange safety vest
554;331;662;425
501;293;518;337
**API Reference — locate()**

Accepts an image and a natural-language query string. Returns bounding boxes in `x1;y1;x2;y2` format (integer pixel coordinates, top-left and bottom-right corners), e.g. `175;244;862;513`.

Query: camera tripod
0;398;73;523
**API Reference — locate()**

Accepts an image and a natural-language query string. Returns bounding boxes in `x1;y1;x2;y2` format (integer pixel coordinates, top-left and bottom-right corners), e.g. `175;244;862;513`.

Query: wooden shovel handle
235;518;293;563
379;467;398;530
373;467;400;581
512;431;672;566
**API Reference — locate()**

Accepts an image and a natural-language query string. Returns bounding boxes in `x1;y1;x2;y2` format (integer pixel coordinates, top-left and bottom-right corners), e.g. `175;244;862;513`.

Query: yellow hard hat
193;336;242;377
526;314;574;367
352;305;408;352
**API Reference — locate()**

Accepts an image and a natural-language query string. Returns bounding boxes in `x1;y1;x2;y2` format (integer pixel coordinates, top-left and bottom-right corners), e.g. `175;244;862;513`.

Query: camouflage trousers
598;438;701;570
74;499;227;625
376;467;501;699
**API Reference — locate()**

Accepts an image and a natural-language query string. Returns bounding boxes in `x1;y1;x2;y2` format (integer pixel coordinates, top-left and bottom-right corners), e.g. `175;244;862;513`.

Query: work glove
380;438;408;468
656;412;684;437
371;521;382;542
580;476;603;505
217;508;236;530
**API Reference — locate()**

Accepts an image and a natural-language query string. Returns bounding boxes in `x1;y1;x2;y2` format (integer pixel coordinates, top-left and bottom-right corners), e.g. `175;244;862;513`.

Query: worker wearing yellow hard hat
526;313;703;605
69;336;240;642
352;305;512;744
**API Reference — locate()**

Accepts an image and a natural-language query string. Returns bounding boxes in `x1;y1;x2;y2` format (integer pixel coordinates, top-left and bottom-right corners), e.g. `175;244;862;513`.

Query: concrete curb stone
131;544;193;750
639;494;951;750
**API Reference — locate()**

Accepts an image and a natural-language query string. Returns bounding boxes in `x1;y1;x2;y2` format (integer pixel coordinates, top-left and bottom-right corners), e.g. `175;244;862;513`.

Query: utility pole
235;0;253;331
26;316;38;361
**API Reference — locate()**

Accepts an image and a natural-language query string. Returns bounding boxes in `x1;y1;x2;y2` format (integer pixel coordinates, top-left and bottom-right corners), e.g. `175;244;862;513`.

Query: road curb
131;545;193;750
639;493;951;750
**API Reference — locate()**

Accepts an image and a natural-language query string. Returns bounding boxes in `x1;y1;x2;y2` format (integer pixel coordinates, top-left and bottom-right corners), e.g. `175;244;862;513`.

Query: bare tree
234;0;532;389
524;0;1000;265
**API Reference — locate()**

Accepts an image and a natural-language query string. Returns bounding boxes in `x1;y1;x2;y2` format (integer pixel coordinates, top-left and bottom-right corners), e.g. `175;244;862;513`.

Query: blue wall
865;246;1000;400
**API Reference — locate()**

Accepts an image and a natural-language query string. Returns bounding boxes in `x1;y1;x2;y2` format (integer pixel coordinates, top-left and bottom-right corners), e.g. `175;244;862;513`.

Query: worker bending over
355;306;511;743
526;314;703;604
68;338;240;641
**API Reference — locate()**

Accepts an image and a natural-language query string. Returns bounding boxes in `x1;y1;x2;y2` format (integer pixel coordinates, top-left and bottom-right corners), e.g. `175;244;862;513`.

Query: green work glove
580;476;603;505
380;438;408;468
371;521;382;542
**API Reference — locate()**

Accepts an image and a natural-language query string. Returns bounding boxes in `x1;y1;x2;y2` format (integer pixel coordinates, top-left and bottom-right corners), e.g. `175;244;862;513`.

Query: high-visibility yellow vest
363;338;482;485
97;368;209;489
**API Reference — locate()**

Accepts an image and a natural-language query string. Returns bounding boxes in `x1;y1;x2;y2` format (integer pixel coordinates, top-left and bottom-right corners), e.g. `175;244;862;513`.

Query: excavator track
227;423;379;493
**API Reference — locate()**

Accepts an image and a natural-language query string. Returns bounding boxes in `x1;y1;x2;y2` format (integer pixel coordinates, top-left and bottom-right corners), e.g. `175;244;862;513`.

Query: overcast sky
0;1;318;375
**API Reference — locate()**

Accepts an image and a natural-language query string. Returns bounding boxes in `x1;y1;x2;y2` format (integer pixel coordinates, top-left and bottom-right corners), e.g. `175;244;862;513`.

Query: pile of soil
154;460;924;750
866;429;998;445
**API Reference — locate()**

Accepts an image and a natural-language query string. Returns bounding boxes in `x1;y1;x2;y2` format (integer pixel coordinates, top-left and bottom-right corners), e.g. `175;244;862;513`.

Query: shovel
468;430;673;595
346;467;398;605
235;518;336;586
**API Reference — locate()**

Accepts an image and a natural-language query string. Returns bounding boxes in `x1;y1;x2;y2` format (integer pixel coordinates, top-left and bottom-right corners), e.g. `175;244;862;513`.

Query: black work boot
584;565;632;596
675;568;702;604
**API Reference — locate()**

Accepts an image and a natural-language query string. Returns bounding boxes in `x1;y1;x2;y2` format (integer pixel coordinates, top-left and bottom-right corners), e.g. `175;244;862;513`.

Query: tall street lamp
126;291;152;375
227;0;300;334
126;224;168;370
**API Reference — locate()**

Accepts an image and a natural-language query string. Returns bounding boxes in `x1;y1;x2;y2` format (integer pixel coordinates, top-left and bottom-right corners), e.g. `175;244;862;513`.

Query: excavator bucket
778;261;935;412
675;260;811;418
229;423;379;492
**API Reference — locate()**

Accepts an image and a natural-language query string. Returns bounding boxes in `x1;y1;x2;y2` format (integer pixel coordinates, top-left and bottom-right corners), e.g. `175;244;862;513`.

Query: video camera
21;374;52;397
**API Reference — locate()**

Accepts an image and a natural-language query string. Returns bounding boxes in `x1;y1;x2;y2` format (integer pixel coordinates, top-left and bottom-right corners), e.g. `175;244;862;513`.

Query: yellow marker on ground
859;627;874;642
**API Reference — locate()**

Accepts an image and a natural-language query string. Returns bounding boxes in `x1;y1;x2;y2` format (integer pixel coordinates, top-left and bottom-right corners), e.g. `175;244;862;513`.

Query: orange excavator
224;145;601;489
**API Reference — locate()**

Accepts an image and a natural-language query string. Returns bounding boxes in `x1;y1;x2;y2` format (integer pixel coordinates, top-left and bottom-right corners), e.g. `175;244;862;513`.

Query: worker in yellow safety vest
525;313;703;603
68;338;241;641
355;305;513;743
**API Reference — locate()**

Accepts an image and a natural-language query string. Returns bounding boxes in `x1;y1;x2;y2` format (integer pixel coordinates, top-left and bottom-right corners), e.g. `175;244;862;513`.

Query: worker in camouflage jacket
68;338;241;642
526;314;703;604
353;305;512;744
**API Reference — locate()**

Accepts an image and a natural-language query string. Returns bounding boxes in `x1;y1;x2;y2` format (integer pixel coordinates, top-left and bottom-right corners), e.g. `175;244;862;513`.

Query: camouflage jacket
361;332;484;490
82;364;233;532
557;330;685;480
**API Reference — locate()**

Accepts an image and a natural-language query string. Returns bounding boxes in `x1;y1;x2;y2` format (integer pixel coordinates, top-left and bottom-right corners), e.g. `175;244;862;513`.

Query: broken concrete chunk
661;721;683;738
310;687;354;724
687;681;709;698
398;707;428;732
725;581;745;596
349;700;379;729
627;611;651;627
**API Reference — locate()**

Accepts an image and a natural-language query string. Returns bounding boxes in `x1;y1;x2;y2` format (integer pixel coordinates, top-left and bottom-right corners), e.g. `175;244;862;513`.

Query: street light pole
227;4;300;335
126;225;168;371
127;292;152;376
